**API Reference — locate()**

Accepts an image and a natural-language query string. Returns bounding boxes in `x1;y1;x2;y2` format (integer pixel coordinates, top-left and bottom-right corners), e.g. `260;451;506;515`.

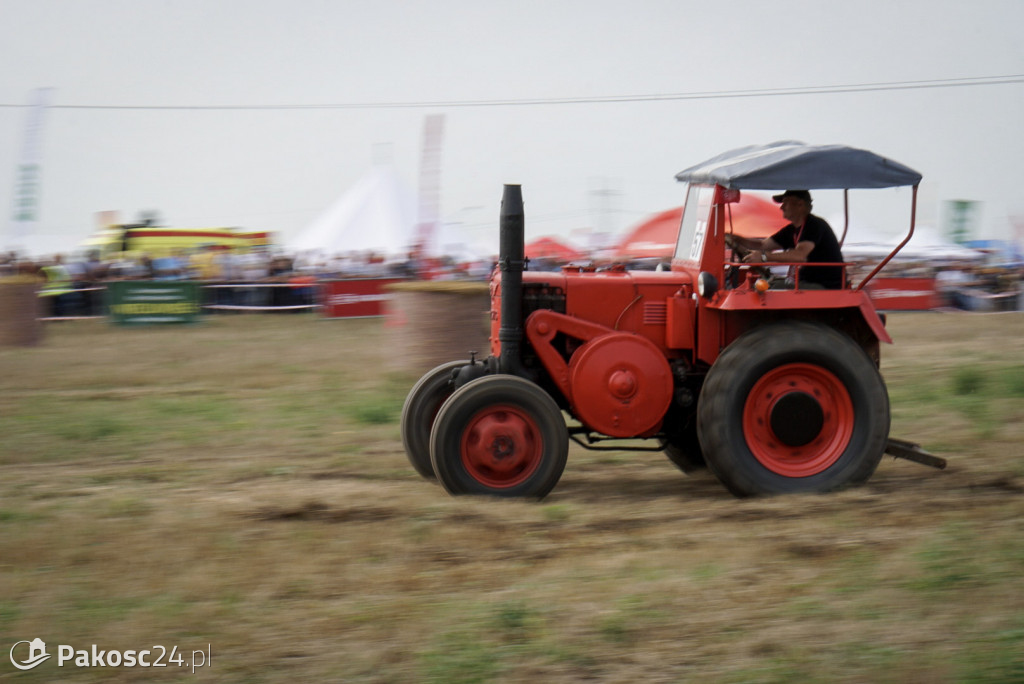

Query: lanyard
786;218;807;282
793;218;806;246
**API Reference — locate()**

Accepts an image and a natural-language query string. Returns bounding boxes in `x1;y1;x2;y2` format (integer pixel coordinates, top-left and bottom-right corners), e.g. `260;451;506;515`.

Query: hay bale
385;281;491;374
0;276;44;347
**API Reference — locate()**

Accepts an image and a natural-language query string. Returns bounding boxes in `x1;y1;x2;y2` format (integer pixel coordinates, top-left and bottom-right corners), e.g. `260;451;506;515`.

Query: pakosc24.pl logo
10;638;211;673
9;638;50;670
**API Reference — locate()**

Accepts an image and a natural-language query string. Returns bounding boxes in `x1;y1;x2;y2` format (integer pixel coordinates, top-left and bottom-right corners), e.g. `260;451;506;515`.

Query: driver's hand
742;250;762;264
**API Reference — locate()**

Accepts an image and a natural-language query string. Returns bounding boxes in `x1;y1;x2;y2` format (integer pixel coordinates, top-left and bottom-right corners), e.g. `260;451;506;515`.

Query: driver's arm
779;239;814;263
744;238;812;264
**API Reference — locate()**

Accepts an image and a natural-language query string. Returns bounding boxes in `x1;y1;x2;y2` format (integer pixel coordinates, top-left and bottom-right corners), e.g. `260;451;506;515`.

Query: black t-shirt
770;214;844;289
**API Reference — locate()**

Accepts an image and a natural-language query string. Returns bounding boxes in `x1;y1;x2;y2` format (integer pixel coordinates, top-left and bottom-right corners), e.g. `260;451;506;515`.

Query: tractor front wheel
400;360;466;479
663;410;706;474
697;322;889;496
430;375;568;498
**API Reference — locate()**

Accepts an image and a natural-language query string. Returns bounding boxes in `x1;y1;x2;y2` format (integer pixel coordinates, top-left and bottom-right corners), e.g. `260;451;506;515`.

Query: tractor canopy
675;141;922;190
675;141;923;291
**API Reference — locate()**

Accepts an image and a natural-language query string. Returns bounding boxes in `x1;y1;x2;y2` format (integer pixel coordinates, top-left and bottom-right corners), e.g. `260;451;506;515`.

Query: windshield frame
673;183;717;263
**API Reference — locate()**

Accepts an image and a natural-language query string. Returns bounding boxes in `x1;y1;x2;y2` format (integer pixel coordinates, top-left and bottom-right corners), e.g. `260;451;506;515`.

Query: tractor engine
483;185;676;440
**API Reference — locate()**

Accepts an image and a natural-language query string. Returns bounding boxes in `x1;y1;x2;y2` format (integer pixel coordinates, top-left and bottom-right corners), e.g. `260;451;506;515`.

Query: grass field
1;312;1023;683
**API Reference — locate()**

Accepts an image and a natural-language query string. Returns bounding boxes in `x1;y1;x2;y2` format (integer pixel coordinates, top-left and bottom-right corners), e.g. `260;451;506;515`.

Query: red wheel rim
460;404;543;488
742;363;854;477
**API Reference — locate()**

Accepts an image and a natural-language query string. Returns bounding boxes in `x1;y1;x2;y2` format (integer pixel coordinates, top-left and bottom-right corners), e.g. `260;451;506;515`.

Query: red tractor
401;141;944;498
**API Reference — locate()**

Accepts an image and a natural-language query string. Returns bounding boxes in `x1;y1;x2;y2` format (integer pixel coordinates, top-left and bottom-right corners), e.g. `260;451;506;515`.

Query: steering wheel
724;234;771;286
725;234;751;262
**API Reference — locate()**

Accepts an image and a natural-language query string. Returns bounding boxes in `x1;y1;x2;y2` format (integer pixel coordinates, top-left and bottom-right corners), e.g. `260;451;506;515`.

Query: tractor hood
675;141;922;190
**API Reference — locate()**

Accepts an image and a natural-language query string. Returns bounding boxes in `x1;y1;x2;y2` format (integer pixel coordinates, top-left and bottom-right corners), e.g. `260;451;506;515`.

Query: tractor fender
715;288;892;344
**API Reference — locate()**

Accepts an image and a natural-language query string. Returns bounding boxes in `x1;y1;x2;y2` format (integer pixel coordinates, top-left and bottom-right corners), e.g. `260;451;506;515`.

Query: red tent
525;236;584;261
615;192;784;259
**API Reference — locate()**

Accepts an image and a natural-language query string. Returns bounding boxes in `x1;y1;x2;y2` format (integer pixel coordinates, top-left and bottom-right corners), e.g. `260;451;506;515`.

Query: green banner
943;199;980;246
106;281;202;325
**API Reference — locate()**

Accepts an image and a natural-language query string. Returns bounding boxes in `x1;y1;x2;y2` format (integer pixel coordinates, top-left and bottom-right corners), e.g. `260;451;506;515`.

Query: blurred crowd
3;246;1022;318
0;246;496;318
930;261;1023;310
1;247;421;282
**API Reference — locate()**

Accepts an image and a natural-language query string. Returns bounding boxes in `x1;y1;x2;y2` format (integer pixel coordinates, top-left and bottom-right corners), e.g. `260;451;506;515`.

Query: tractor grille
523;284;566;318
643;301;667;325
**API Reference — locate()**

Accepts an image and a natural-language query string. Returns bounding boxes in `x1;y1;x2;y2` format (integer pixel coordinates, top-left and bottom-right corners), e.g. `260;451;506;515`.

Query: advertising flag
414;114;445;254
9;88;53;242
942;199;980;246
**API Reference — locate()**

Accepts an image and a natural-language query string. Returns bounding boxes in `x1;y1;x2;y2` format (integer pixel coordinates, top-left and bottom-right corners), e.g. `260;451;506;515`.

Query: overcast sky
1;0;1022;256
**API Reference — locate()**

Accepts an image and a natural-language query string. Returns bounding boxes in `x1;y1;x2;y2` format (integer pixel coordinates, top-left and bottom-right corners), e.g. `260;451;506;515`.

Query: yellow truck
82;221;271;259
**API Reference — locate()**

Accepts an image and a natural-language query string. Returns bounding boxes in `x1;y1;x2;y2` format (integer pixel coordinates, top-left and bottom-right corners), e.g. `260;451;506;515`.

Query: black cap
772;190;812;204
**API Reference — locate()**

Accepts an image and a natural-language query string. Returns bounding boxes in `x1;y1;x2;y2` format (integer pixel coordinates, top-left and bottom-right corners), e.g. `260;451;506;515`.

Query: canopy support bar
839;189;849;247
855;184;918;291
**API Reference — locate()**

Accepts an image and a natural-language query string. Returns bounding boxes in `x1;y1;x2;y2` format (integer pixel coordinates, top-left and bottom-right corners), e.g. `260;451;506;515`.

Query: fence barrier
35;278;408;322
29;276;1020;322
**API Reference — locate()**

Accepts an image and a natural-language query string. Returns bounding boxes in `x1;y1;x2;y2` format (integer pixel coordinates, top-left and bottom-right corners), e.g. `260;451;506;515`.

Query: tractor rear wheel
400;360;466;479
430;375;568;498
697;321;889;496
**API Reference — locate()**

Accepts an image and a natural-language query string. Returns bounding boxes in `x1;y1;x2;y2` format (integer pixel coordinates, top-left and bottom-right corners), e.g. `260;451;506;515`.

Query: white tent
427;221;494;263
831;215;984;262
288;166;417;257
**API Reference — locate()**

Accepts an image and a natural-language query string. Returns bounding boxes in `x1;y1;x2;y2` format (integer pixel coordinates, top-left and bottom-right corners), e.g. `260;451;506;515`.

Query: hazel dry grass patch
0;312;1022;683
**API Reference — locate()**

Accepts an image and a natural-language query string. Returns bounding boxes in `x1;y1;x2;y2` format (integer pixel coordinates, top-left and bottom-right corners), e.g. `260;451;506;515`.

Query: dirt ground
1;312;1022;683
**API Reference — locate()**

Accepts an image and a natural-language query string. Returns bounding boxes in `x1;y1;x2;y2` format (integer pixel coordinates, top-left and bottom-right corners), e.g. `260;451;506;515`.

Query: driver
729;190;844;289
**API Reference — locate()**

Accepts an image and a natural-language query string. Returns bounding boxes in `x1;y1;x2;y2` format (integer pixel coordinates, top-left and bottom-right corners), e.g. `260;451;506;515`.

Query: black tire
664;439;706;474
430;375;568;498
400;360;466;479
697;321;889;497
663;408;706;474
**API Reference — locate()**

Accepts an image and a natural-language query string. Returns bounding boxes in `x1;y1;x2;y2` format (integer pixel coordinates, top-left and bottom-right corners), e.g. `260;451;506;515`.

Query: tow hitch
885;438;947;470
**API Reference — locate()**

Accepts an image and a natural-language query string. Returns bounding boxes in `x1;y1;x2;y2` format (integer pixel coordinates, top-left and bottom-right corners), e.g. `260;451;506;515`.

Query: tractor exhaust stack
498;184;526;377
